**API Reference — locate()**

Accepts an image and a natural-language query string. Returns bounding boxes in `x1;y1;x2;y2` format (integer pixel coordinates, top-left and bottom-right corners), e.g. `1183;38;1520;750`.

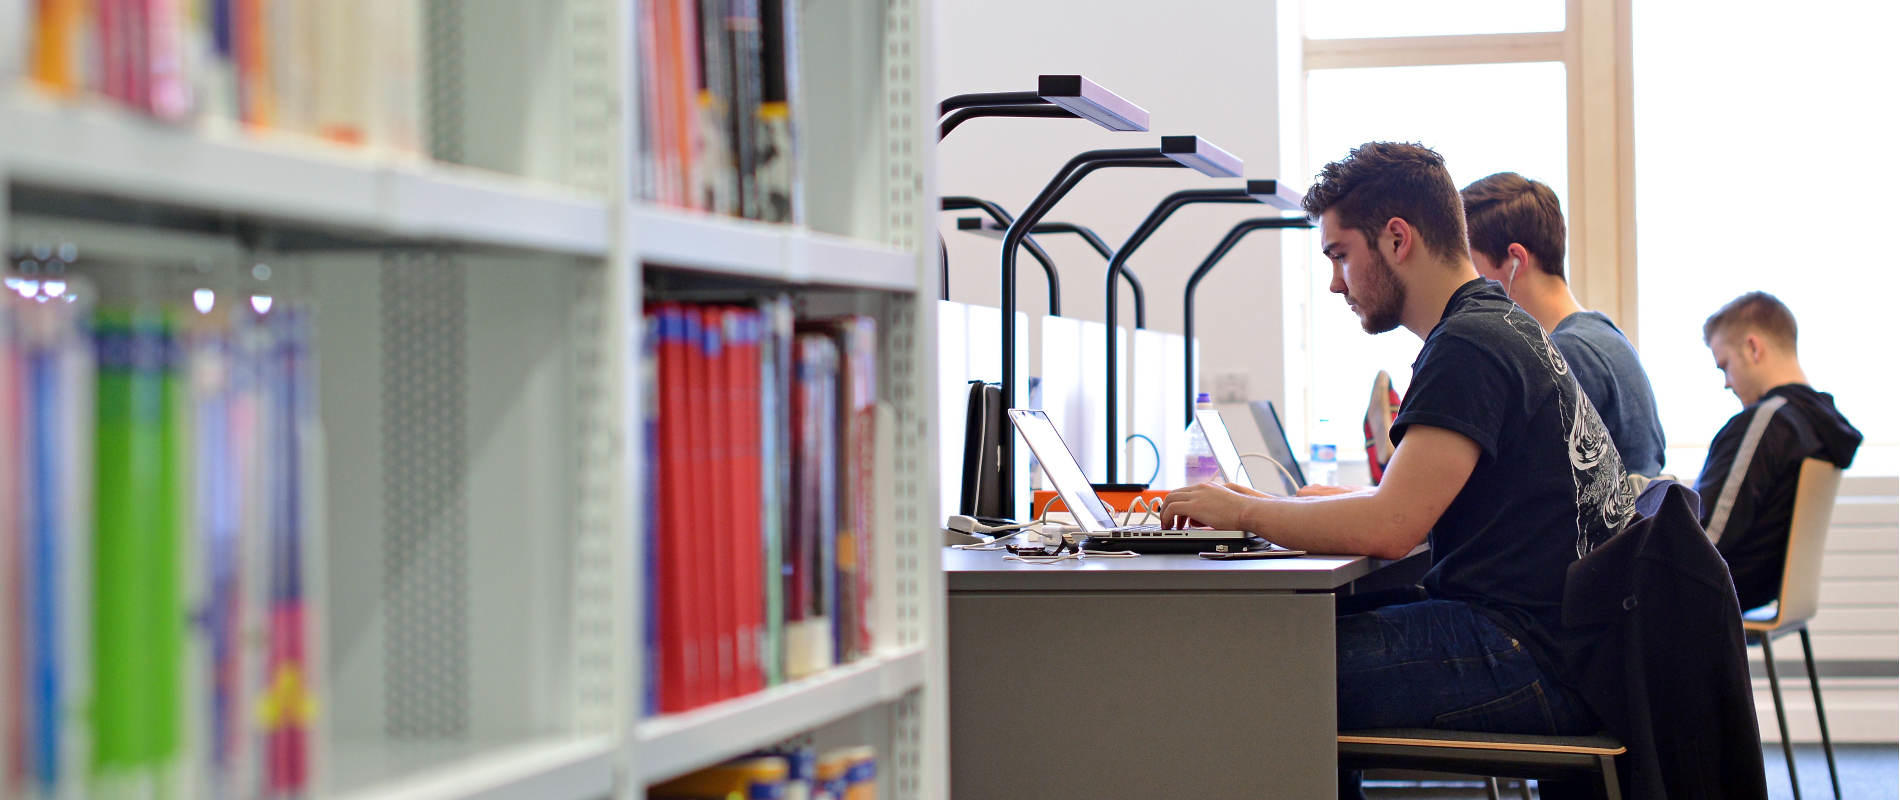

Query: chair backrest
1771;458;1845;625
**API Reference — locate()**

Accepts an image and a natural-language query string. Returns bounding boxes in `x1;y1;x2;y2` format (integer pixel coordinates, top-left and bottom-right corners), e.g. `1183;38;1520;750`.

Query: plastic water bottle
1310;418;1339;486
1184;393;1223;485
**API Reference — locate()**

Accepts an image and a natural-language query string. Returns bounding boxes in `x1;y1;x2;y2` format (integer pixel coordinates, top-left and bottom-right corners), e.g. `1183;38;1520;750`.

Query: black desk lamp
939;75;1150;140
942;197;1061;315
957;219;1145;329
1100;179;1301;481
1181;215;1314;426
994;137;1244;510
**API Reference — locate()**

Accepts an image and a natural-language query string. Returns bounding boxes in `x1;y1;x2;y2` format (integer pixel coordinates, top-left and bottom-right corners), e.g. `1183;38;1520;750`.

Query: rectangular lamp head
1161;136;1244;178
1038;75;1151;132
956;217;1008;238
1244;179;1304;210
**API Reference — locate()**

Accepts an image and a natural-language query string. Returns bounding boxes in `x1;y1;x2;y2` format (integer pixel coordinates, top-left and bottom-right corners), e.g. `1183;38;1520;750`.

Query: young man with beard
1160;142;1635;800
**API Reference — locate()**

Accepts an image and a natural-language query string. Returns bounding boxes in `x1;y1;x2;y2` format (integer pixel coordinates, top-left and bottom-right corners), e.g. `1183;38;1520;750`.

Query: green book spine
91;309;183;781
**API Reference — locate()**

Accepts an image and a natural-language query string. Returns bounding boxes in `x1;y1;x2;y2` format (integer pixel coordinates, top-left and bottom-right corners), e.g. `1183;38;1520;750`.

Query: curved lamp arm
1180;217;1314;426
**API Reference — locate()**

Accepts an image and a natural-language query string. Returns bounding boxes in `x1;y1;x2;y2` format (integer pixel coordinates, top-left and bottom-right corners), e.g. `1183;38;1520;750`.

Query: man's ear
1744;334;1765;363
1386;217;1414;263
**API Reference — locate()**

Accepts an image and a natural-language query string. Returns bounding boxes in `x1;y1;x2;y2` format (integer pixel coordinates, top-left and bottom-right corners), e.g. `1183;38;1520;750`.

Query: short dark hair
1460;172;1567;279
1301;142;1468;263
1704;291;1798;350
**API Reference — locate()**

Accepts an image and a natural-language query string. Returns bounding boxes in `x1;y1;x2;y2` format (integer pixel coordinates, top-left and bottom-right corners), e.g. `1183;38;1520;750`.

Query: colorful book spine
756;0;800;223
640;312;661;717
725;0;763;219
758;297;791;687
91;308;185;792
258;307;310;798
727;309;763;694
694;0;737;214
700;307;736;701
680;309;715;708
1;298;20;795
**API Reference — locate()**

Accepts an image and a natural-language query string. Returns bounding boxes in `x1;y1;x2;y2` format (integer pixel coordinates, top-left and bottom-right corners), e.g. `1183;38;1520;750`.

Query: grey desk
945;546;1427;799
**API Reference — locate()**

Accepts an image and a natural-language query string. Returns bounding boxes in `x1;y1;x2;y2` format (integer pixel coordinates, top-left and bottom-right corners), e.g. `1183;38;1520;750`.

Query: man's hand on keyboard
1160;481;1256;532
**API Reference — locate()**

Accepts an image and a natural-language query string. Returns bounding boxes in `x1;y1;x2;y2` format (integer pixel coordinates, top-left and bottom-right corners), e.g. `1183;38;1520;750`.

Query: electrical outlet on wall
1213;371;1249;403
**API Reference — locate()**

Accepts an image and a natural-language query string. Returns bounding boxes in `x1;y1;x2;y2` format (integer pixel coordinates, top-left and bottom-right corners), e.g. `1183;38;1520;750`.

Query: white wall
934;0;1301;441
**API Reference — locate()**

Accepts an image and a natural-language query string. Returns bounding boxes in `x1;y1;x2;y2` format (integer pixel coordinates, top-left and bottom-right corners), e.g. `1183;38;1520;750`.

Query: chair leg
1799;629;1843;800
1518;777;1534;800
1598;754;1623;800
1487;777;1503;800
1763;637;1803;800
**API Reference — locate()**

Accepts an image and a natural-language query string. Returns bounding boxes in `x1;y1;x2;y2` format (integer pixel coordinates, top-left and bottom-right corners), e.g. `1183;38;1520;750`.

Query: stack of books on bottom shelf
1;276;322;799
651;745;877;800
641;299;882;714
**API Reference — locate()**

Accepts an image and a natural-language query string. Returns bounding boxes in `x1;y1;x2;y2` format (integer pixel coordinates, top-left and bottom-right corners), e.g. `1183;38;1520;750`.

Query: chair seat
1339;729;1626;780
1742;600;1810;636
1340;729;1625;755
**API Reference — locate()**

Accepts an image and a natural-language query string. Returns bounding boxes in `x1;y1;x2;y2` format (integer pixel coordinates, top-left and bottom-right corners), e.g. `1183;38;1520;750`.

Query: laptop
1245;401;1307;496
1007;409;1259;553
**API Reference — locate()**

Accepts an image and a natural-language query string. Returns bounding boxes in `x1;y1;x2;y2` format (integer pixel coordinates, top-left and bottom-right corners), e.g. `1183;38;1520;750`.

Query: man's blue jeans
1337;599;1597;799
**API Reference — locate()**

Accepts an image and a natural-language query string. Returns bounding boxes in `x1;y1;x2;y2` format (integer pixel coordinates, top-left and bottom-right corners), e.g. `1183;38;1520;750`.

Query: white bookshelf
0;93;613;256
629;204;917;291
633;647;929;785
328;736;617;800
0;0;944;798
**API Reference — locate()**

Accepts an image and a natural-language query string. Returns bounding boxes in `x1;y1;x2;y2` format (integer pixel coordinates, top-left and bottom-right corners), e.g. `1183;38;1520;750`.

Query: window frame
1284;0;1637;459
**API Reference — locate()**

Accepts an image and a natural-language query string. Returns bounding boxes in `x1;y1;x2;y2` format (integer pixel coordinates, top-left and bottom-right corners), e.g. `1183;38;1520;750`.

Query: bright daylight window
1301;61;1568;457
1305;0;1564;40
1633;1;1899;474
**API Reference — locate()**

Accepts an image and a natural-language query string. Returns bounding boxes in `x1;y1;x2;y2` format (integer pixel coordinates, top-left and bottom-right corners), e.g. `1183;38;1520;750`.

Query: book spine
694;0;736;214
731;310;762;694
640;311;661;716
725;0;762;219
700;307;735;701
91;309;185;788
756;302;782;687
0;298;20;796
654;306;692;712
669;0;699;208
811;336;837;674
368;0;423;155
141;0;190;119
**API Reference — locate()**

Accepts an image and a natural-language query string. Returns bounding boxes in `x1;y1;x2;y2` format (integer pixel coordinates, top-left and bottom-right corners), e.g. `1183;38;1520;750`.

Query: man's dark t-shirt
1551;311;1668;478
1394;280;1638;681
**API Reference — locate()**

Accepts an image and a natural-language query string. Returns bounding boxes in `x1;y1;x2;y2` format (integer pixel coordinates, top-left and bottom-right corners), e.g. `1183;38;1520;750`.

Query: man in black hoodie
1697;291;1863;611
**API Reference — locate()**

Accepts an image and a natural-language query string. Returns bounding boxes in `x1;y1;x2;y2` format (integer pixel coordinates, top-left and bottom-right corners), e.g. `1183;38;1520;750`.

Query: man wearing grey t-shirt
1460;172;1667;477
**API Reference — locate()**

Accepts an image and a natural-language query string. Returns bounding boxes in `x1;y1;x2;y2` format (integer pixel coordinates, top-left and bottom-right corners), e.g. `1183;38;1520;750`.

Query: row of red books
641;298;877;713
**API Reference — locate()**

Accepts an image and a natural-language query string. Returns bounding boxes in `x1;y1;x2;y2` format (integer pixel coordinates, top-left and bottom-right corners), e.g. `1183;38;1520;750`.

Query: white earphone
1506;256;1522;295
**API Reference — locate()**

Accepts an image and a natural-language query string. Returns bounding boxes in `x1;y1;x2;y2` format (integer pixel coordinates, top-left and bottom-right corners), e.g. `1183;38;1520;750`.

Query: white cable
1125;496;1163;526
950;524;1041;550
1240;452;1300;492
1003;548;1138;564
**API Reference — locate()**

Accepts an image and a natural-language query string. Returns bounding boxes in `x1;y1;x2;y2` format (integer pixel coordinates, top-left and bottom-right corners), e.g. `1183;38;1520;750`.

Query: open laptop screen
1007;409;1118;532
1247;401;1306;495
1195;408;1253;491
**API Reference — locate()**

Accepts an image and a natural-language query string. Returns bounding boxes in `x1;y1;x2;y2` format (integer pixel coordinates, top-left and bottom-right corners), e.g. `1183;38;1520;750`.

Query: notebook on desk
1008;408;1269;554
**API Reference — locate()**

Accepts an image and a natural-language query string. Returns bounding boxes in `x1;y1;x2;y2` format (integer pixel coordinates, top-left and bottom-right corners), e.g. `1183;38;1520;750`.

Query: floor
1364;743;1898;799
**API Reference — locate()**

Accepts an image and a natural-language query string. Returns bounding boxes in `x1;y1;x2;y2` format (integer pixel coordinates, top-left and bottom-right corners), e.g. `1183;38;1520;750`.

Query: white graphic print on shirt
1502;307;1636;557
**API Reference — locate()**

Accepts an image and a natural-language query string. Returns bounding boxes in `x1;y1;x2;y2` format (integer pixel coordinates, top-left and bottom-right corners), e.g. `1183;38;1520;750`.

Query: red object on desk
1032;488;1171;518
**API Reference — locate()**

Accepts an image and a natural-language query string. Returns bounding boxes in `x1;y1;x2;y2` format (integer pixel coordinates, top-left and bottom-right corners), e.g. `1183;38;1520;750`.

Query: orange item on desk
1032;488;1170;518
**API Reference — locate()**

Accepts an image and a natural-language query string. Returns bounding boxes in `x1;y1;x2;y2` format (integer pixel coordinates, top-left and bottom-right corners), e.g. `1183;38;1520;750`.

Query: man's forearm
1239;492;1427;559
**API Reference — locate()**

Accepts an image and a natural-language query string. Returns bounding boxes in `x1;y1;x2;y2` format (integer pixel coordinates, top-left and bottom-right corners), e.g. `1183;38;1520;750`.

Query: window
1632;1;1900;474
1290;2;1624;467
1302;62;1570;454
1305;0;1564;40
